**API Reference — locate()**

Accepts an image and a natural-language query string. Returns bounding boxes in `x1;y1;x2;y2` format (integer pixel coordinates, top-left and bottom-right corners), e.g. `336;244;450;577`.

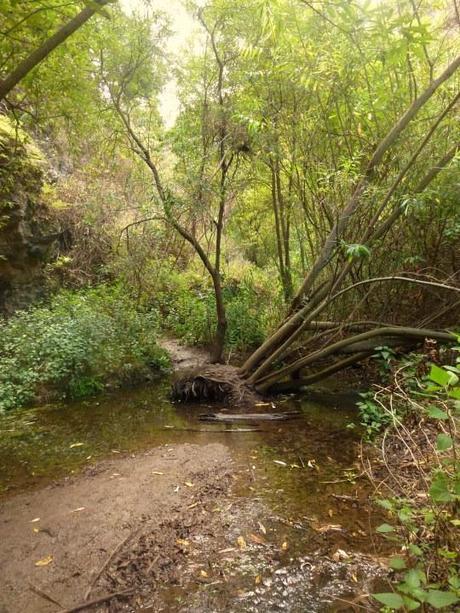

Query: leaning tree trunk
237;55;460;383
0;0;112;101
172;56;460;404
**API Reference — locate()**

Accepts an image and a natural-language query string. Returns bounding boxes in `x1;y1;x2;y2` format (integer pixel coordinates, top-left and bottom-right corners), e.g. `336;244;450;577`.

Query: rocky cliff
0;116;56;314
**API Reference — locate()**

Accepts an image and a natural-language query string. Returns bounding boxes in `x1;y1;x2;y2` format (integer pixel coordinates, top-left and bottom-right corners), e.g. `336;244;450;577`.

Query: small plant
371;350;460;611
374;345;397;377
357;391;395;439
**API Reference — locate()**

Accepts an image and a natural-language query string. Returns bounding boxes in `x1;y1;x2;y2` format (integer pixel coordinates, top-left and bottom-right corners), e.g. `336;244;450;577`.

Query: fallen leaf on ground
69;442;84;448
184;482;194;487
314;524;342;533
200;570;208;578
332;549;350;562
250;533;266;545
237;535;247;550
176;539;190;546
35;555;53;567
255;575;262;585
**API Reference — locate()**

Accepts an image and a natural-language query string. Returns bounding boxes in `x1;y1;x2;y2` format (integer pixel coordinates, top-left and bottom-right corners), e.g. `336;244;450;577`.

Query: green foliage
0;287;169;411
357;392;395;439
158;269;274;353
372;349;460;611
342;242;371;262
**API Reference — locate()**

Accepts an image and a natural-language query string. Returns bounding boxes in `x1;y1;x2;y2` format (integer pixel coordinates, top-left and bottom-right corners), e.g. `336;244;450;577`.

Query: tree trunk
0;0;112;101
239;55;460;380
210;272;227;363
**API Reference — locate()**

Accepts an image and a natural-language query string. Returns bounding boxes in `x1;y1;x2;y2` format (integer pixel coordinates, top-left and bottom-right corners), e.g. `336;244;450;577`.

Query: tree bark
256;327;457;392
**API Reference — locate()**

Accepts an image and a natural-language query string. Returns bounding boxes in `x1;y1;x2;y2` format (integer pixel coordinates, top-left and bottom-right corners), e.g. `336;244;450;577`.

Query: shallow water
0;380;387;611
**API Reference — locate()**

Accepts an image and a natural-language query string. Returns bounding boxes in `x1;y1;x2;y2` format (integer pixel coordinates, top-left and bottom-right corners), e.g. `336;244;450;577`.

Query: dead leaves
35;555;53;567
249;533;266;545
176;538;190;547
273;458;319;470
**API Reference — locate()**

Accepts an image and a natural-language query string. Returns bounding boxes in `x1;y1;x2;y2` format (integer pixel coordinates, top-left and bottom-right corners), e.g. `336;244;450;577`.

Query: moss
0;115;46;212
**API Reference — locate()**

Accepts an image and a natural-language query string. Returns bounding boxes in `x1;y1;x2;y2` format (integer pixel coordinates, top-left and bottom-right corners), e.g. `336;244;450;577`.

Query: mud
0;444;232;612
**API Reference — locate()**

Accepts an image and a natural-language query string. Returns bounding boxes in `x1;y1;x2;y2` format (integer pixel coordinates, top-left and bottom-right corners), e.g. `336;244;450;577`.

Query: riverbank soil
0;437;387;613
0;443;233;612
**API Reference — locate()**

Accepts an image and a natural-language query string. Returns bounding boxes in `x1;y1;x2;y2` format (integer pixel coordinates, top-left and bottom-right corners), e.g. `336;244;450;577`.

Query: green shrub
0;286;170;411
369;349;460;610
159;270;278;353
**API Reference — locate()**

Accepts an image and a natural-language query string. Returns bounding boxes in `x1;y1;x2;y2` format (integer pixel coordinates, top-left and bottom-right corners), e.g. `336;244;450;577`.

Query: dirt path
0;443;232;613
159;337;210;371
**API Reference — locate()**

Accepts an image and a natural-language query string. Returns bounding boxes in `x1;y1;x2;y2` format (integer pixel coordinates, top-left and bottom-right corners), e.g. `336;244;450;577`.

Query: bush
0;286;170;411
158;268;279;353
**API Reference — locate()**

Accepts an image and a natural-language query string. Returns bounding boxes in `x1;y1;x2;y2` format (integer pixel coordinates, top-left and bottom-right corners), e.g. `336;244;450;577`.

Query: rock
0;116;57;313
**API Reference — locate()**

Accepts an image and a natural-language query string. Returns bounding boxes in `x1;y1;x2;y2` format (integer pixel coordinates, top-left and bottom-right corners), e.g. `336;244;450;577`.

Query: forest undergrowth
359;346;460;610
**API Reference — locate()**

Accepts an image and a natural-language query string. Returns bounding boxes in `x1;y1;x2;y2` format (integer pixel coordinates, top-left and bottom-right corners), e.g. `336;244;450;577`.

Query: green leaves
436;434;453;451
389;556;407;570
376;522;395;533
0;287;169;410
426;406;449;420
373;592;405;608
374;587;459;610
429;472;454;503
425;590;459;609
342;242;371;262
428;364;459;388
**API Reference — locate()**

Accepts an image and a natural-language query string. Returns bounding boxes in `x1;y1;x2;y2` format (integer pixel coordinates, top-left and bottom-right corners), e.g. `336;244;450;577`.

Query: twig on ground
58;588;134;613
84;527;141;600
29;583;64;609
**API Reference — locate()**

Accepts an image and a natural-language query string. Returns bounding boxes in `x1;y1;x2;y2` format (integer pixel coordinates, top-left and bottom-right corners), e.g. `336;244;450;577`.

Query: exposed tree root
171;364;260;406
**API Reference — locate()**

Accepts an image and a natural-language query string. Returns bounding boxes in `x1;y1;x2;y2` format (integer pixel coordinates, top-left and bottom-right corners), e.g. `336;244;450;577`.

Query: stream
0;378;389;611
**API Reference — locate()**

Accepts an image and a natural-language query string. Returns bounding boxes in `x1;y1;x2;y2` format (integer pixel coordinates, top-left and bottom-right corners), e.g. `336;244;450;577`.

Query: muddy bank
0;373;391;612
0;435;388;613
0;443;232;612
